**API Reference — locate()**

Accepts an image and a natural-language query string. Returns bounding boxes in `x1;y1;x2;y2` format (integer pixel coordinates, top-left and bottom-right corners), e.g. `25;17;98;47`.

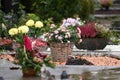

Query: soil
1;54;120;66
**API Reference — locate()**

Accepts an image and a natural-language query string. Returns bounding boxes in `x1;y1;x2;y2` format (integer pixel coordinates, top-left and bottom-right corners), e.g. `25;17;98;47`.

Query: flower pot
75;38;109;50
49;42;74;62
22;68;36;77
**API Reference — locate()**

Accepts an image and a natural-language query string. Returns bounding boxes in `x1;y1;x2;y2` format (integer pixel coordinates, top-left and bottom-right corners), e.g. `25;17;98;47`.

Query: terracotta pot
22;68;36;77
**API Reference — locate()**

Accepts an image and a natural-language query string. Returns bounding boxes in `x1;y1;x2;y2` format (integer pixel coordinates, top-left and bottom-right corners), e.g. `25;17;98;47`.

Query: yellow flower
35;21;43;28
25;19;34;27
9;28;18;36
18;25;29;33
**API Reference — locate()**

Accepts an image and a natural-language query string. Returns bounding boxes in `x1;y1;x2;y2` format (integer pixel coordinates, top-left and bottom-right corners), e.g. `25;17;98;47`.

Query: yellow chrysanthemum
9;28;18;36
18;25;29;33
25;19;34;27
35;21;43;28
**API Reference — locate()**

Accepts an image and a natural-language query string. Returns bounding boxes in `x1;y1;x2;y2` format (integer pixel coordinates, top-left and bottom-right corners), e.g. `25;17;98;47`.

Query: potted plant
45;18;83;62
99;0;113;10
75;22;112;50
8;20;55;77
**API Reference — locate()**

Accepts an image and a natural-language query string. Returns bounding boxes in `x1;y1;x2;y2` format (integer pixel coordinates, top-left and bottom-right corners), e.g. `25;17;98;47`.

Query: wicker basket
49;42;74;62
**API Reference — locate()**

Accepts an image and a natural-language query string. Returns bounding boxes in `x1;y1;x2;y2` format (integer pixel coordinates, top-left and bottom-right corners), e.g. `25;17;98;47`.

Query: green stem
23;45;28;60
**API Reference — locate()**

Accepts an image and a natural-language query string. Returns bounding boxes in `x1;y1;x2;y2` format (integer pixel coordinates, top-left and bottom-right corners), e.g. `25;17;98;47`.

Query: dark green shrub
21;0;94;23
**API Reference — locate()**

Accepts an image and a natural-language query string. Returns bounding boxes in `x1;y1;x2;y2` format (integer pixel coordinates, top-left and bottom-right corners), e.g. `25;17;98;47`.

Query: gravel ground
82;56;120;66
54;55;120;66
1;54;120;66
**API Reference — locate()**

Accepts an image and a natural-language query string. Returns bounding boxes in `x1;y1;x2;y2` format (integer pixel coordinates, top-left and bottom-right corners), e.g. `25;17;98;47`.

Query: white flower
2;23;7;29
65;35;69;38
55;35;58;38
67;41;70;43
61;18;83;27
50;33;53;36
66;32;71;37
60;27;66;32
50;24;55;28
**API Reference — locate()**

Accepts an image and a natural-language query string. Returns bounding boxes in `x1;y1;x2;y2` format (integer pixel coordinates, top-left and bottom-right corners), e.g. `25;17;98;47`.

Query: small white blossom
54;30;59;34
50;24;55;28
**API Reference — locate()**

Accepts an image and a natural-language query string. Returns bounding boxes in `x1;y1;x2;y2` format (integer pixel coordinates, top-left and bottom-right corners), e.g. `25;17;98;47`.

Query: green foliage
77;0;94;21
15;46;55;74
110;31;120;45
95;23;112;39
16;48;41;73
0;10;10;38
24;0;94;23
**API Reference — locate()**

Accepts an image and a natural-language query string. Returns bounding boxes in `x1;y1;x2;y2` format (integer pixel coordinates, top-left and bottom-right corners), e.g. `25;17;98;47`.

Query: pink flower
35;39;47;47
66;32;71;37
54;30;59;34
61;28;66;32
50;24;55;28
24;35;32;51
58;36;63;40
78;22;96;38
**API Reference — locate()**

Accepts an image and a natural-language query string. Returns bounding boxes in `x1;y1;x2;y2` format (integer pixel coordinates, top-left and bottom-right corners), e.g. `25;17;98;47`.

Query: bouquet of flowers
45;18;84;43
8;20;55;76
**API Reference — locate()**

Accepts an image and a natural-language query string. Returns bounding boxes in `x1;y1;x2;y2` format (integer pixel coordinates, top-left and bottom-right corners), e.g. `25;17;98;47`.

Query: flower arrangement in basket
45;18;83;62
8;20;55;76
45;18;84;43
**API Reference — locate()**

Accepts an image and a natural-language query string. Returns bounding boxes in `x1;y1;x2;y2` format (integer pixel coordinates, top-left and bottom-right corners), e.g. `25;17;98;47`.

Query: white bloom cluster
61;18;84;27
